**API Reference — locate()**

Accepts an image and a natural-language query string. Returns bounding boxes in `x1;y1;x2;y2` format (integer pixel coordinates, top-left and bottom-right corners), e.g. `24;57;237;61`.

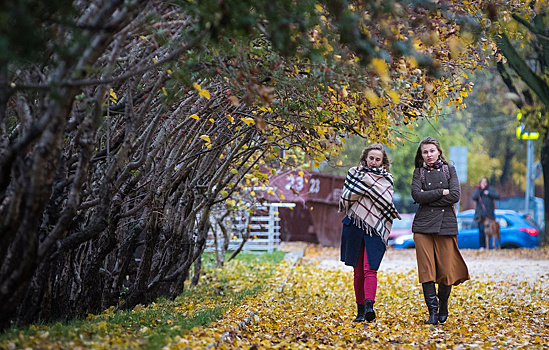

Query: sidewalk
281;242;549;289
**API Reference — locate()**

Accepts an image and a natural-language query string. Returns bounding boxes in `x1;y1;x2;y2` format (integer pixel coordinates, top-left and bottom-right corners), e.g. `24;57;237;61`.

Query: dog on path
482;217;501;249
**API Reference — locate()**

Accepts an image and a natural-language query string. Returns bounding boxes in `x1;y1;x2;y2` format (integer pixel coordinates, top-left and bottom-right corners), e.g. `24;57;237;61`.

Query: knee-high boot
438;283;452;323
422;282;438;325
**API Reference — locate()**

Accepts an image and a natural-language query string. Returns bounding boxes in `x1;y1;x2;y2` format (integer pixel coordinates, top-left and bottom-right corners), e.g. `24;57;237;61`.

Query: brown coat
411;164;460;235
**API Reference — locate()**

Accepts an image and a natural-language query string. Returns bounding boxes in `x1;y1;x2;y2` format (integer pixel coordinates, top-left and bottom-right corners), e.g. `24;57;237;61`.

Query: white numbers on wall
285;175;304;192
309;178;320;193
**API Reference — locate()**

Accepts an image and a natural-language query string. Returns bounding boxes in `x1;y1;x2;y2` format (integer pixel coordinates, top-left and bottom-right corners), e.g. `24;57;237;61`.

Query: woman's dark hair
359;143;391;172
414;136;448;168
479;177;489;187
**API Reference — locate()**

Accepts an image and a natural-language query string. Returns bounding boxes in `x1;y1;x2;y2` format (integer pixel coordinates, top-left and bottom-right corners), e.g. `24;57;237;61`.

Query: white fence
205;202;295;253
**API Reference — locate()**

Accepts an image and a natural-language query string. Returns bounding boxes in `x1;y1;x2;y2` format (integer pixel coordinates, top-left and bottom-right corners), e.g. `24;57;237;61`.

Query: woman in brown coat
411;137;470;325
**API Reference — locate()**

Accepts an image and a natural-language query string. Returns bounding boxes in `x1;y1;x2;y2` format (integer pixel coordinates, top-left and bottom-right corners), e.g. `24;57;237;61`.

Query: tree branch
495;32;549;109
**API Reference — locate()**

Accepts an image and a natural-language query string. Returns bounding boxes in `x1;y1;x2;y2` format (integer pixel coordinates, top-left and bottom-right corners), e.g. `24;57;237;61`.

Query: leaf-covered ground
173;245;549;349
0;252;285;350
1;246;548;349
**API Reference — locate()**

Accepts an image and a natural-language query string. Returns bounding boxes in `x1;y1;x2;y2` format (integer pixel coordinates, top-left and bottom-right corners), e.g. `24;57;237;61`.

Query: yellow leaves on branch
371;58;390;83
193;82;211;99
109;89;117;104
199;135;210;143
387;90;400;103
364;88;380;104
448;37;466;59
241;117;255;125
199;135;212;148
199;89;211;99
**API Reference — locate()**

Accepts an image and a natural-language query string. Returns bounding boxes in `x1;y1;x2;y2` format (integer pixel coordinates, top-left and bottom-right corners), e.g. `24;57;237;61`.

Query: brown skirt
414;233;470;286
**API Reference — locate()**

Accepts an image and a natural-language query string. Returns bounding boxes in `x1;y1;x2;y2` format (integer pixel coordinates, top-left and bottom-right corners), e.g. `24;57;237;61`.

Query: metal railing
205;202;295;253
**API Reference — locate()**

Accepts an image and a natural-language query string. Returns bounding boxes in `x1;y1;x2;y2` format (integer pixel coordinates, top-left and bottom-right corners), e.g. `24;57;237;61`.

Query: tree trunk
541;132;549;244
191;255;202;286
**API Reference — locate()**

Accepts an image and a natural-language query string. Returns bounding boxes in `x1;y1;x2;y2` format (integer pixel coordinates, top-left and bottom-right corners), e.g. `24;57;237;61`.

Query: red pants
353;242;378;304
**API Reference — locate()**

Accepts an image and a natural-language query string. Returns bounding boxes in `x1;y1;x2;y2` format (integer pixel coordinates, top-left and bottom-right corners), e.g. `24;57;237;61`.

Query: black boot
365;300;376;322
422;282;439;325
353;303;366;322
438;283;452;323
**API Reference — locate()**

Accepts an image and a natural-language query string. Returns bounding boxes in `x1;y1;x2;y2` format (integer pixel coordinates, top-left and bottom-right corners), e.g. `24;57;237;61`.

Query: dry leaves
172;246;549;349
2;246;548;349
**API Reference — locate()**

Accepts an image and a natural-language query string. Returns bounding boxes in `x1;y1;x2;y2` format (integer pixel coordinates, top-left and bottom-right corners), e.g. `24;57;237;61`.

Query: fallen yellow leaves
0;256;281;350
171;246;549;349
2;247;548;349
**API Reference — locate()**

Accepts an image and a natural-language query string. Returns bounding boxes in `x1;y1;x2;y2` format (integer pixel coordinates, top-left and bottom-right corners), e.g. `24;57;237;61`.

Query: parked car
392;233;415;249
497;196;545;230
388;213;414;246
392;209;540;249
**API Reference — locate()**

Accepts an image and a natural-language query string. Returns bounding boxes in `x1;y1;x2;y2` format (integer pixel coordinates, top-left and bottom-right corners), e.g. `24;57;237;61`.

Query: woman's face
420;143;440;166
480;178;488;188
366;149;384;168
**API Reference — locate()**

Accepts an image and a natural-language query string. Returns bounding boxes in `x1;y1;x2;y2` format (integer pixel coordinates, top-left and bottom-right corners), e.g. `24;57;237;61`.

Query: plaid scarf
339;166;401;246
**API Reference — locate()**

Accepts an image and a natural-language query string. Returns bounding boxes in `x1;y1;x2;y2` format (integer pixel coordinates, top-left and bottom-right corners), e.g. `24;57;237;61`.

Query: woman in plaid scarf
339;144;401;322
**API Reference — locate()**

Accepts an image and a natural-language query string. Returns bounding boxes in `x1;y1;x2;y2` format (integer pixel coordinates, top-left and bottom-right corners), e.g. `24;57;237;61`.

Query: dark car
392;209;540;249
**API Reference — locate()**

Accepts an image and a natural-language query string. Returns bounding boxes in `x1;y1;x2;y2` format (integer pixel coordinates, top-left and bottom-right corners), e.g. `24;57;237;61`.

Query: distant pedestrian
472;177;500;248
339;144;401;322
411;137;470;325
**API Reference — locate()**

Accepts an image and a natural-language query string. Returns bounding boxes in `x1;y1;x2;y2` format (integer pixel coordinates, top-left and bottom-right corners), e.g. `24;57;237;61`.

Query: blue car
392;209;540;249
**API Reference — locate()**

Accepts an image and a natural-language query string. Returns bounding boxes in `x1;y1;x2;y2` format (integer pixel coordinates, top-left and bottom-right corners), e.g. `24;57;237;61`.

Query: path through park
2;244;548;349
177;244;549;349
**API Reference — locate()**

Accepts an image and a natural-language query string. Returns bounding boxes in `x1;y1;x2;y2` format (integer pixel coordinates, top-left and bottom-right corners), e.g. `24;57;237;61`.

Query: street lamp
516;110;539;214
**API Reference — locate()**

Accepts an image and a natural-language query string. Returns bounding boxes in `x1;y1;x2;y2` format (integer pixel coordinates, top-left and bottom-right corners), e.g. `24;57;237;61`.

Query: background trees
322;1;549;236
488;0;549;241
0;0;503;329
323;63;541;215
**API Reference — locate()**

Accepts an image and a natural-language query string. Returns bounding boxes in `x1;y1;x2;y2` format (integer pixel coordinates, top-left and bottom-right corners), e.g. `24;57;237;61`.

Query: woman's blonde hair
359;143;391;171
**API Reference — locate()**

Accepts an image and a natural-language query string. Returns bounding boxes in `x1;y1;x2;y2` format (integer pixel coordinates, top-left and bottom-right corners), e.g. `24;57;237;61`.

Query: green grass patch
201;249;286;268
0;250;286;349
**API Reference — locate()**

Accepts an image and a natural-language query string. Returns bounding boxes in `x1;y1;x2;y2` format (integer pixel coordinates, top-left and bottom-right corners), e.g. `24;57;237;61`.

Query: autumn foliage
0;0;536;330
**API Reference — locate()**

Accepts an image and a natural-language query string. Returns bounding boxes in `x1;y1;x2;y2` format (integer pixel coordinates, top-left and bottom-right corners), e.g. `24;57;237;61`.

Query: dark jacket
340;217;386;270
472;186;500;221
411;164;460;235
